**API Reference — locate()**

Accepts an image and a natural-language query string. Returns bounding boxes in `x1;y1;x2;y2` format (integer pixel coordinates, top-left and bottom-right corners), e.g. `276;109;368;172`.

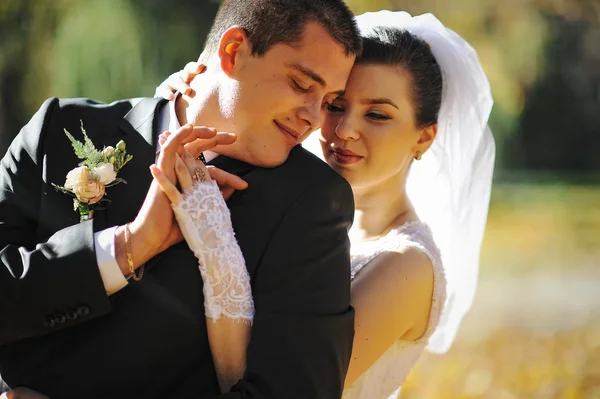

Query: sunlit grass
404;323;600;398
481;183;600;274
401;183;600;398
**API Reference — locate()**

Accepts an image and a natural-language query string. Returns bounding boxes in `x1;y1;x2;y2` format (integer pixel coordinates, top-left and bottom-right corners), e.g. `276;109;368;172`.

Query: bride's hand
155;61;206;100
152;132;247;203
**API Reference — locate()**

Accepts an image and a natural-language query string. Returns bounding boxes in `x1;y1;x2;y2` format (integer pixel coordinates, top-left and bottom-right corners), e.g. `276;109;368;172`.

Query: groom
0;0;361;398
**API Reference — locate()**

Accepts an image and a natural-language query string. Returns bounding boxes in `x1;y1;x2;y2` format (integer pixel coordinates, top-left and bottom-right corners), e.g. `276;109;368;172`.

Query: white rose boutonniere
93;163;117;185
52;121;133;222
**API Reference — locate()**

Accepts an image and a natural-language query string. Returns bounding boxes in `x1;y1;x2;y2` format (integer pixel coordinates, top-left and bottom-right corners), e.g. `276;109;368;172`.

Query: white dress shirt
95;98;218;295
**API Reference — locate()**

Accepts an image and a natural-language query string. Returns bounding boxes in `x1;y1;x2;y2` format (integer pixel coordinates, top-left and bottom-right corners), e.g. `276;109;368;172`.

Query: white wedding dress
343;222;447;399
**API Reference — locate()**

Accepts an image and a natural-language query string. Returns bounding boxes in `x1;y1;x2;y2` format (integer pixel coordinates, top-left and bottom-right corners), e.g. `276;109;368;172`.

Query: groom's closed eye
291;78;311;93
286;63;327;87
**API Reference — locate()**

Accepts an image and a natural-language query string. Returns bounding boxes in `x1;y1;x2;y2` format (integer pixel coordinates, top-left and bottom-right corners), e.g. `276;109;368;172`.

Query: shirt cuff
94;226;128;295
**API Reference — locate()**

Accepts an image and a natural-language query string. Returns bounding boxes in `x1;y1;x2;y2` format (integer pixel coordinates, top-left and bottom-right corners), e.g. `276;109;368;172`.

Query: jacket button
54;314;66;325
43;317;56;328
65;309;78;321
77;305;90;317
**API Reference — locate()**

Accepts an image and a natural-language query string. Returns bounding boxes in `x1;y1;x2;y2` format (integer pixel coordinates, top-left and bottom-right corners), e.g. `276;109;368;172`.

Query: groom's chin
249;147;295;168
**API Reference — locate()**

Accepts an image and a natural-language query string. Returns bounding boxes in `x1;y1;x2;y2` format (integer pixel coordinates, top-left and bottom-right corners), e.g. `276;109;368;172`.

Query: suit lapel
98;98;166;229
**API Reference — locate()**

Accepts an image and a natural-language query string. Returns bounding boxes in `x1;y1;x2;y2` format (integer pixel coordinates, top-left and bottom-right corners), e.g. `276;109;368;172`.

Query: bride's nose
335;115;360;141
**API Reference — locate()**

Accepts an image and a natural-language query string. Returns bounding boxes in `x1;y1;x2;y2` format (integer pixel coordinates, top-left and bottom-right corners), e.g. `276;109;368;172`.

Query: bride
154;10;495;398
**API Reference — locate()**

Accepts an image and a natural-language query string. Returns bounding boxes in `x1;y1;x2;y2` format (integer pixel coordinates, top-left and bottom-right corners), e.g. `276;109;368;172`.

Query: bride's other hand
151;151;247;204
157;131;247;201
155;62;206;100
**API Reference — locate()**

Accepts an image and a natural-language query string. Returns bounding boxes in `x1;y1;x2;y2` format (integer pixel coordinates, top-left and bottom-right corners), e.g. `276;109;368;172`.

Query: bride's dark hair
357;28;443;129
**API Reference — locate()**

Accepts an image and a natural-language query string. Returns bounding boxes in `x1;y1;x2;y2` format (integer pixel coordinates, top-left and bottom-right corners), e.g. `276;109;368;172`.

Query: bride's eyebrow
361;98;399;109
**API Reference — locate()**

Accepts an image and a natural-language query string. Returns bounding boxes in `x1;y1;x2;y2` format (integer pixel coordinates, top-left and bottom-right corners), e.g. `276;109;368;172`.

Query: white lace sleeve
171;180;254;325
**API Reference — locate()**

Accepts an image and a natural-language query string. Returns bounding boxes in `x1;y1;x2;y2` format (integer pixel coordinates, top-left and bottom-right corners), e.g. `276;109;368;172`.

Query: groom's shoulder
10;97;151;154
49;97;148;121
263;145;353;204
285;145;344;185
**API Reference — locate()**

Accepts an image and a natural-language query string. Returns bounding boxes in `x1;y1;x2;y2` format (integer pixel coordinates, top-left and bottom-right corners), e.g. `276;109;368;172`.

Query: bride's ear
416;124;438;153
218;26;250;77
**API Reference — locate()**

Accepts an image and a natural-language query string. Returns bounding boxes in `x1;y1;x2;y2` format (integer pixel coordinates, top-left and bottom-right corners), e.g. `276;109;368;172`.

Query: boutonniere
52;121;133;222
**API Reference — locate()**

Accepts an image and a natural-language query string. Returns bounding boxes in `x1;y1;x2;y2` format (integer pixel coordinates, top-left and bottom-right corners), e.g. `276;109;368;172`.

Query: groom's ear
218;26;250;77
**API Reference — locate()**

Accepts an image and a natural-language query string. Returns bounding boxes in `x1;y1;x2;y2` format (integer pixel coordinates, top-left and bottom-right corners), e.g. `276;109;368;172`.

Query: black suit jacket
0;98;355;399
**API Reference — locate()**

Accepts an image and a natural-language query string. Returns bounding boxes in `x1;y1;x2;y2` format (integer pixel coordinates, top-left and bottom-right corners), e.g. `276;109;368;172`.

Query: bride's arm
151;148;252;393
344;247;435;387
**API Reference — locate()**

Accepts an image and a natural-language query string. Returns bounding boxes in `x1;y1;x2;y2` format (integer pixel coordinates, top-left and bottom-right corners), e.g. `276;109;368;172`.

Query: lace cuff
172;180;254;324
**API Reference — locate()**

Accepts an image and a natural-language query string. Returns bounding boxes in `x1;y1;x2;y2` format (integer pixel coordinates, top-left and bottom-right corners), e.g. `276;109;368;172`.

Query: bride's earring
415;151;422;161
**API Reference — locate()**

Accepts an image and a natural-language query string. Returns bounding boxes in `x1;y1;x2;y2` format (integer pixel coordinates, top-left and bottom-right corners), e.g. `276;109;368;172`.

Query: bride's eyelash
367;112;390;121
327;103;345;112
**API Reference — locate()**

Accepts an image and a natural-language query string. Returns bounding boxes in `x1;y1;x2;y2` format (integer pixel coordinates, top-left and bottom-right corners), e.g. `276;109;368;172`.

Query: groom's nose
297;99;323;130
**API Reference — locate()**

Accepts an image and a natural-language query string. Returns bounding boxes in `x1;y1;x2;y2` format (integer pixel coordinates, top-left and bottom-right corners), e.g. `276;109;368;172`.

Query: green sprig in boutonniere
52;121;133;222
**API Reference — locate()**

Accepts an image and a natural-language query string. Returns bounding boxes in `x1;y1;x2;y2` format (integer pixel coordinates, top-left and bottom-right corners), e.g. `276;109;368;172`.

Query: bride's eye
366;112;390;121
291;79;310;93
327;103;345;113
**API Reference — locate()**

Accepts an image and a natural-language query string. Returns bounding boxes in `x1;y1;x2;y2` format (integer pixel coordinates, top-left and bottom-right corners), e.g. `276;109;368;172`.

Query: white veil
304;11;495;354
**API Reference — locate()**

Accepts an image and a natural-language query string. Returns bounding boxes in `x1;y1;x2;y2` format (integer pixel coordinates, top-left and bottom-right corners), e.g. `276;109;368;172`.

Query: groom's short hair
200;0;362;62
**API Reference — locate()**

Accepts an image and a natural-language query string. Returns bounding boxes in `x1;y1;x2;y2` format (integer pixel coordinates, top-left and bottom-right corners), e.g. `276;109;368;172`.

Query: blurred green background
1;0;599;397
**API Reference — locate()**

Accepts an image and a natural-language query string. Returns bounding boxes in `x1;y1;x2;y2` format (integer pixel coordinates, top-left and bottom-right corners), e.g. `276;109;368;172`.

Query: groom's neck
175;88;221;128
175;73;251;163
174;83;230;156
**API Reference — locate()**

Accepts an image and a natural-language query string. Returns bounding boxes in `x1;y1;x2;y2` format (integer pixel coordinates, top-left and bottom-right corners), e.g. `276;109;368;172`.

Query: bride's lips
274;121;301;146
332;147;364;165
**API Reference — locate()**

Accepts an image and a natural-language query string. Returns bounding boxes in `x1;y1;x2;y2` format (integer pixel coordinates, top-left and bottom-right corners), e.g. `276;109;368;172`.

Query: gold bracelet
124;223;144;281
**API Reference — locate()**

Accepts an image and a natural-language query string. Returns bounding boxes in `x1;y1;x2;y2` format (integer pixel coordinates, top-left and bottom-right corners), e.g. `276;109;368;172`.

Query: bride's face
320;63;428;190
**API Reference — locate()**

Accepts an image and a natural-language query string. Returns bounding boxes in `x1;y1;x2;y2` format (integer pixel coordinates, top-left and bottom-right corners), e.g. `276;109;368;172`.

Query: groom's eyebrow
287;63;326;87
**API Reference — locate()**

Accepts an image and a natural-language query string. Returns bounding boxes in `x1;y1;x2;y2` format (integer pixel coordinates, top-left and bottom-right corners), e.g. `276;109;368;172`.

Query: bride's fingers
150;165;182;205
176;127;216;147
170;128;235;151
156;73;191;97
184;62;206;76
173;63;206;95
185;133;237;159
159;131;171;142
155;63;205;101
155;83;176;101
220;186;236;201
175;155;194;192
162;125;218;156
170;74;193;96
159;131;173;147
159;134;168;147
207;166;248;190
182;150;212;184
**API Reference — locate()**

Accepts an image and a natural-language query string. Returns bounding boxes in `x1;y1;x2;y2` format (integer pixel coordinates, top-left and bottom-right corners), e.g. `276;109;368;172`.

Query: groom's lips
274;121;301;145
